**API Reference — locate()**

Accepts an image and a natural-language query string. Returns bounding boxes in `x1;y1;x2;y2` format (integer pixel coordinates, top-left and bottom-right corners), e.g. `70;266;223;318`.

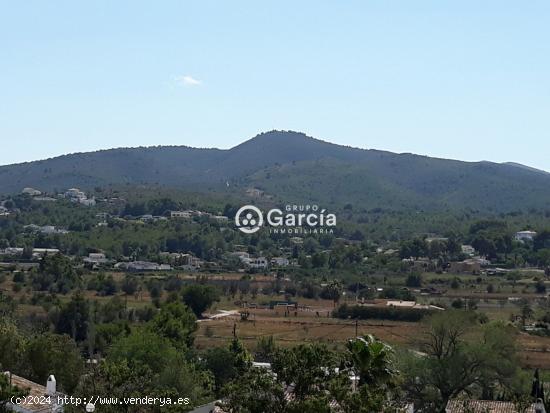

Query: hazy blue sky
1;1;549;170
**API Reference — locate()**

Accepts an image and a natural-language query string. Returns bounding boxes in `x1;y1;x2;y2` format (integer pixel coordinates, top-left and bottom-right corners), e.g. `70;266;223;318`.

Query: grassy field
4;269;550;369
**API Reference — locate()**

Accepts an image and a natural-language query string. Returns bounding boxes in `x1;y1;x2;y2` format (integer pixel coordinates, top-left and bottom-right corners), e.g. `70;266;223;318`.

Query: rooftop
3;372;64;413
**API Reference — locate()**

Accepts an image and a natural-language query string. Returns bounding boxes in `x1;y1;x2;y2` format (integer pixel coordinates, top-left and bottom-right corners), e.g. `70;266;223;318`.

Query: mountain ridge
1;130;549;212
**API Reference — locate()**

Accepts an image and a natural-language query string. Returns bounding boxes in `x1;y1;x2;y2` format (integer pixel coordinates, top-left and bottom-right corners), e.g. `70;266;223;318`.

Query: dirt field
196;312;420;350
196;302;550;370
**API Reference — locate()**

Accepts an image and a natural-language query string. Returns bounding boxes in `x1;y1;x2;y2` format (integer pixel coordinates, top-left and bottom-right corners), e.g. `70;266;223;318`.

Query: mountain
1;130;549;212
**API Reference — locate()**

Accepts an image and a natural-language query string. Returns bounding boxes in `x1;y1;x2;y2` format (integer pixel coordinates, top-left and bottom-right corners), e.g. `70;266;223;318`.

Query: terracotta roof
3;372;64;413
446;399;539;413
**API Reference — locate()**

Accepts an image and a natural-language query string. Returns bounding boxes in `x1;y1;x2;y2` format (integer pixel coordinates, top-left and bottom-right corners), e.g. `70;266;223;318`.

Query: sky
1;1;549;171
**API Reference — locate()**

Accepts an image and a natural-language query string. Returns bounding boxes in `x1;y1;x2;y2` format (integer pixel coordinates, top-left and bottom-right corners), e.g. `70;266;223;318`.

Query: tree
311;252;327;268
222;340;400;413
0;373;28;413
346;334;397;388
108;329;179;374
320;280;342;306
55;292;90;342
99;338;213;410
406;273;422;288
204;347;240;392
535;280;547;294
148;302;197;349
26;333;84;393
181;285;220;317
519;300;534;327
399;311;522;412
534;230;550;251
33;253;80;293
220;368;286;413
271;343;339;402
400;238;428;259
228;337;253;374
471;236;497;259
0;321;27;373
255;335;278;363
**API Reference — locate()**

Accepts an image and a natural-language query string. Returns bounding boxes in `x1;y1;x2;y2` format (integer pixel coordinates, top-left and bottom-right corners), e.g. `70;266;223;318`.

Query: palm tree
346;334;397;388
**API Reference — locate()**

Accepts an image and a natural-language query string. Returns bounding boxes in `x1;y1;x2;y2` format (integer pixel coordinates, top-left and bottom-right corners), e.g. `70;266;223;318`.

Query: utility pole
355;319;358;337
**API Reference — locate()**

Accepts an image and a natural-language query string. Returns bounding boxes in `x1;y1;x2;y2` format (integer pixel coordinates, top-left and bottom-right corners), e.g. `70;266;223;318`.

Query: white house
461;245;475;256
32;248;60;258
170;210;192;219
84;253;108;264
248;257;268;269
231;251;250;262
211;215;229;224
0;247;24;256
79;198;96;206
271;257;290;267
515;230;537;242
124;261;172;272
64;188;95;206
21;187;42;196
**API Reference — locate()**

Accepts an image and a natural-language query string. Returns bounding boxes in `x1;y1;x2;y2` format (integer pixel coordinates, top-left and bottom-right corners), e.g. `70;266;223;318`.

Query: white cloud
175;75;202;87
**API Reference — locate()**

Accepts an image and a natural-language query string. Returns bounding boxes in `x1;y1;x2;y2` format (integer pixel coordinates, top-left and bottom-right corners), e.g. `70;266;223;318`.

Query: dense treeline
333;303;433;322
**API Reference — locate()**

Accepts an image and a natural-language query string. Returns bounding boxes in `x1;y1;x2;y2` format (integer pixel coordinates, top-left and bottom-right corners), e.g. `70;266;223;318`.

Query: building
64;188;95;206
449;259;481;274
3;372;65;413
445;399;545;413
24;225;68;235
461;245;475;256
84;253;108;264
211;215;229;224
426;237;449;244
32;248;60;259
78;198;96;206
170;210;192;219
33;196;57;202
21;187;42;196
401;257;434;272
160;252;202;270
40;226;58;235
516;230;537;242
0;247;24;256
96;212;109;220
65;188;86;200
180;253;202;269
245;188;263;197
271;257;290;267
124;261;172;272
231;251;250;264
386;300;444;311
248;257;268;269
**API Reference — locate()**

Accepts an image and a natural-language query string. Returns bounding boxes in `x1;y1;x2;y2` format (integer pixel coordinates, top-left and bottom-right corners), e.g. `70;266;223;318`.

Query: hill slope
1;130;549;212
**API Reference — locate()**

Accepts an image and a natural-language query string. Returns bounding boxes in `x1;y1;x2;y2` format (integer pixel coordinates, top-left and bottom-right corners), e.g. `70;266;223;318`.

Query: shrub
332;303;433;322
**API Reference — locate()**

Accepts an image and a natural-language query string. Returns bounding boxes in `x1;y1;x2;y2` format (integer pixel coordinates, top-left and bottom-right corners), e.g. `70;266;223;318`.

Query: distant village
0;186;543;283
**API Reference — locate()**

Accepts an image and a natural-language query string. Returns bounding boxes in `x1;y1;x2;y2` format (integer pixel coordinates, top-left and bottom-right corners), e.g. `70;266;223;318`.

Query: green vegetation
2;174;550;412
334;303;433;322
2;131;550;215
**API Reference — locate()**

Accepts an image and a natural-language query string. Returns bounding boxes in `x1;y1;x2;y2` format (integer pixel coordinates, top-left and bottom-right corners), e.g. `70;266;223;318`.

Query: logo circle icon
235;205;263;234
